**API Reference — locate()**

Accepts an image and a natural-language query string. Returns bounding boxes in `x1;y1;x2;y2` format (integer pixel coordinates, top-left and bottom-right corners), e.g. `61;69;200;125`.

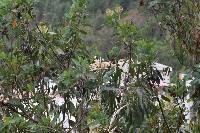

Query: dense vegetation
0;0;199;132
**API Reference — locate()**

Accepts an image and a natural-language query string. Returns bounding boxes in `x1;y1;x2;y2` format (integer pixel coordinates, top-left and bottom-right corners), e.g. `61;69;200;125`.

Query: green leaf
26;82;34;91
44;77;49;83
79;29;87;35
7;98;24;108
56;48;65;55
0;52;6;59
67;101;76;114
161;95;170;102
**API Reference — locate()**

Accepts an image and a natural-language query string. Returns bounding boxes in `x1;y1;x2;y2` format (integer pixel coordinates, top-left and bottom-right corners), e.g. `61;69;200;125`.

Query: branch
66;99;91;133
155;94;172;133
0;101;38;123
28;14;66;69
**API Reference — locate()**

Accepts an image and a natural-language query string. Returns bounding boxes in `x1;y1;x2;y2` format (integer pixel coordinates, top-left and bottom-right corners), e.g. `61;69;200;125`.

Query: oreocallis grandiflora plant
94;5;178;133
0;0;193;132
0;0;101;132
148;0;200;132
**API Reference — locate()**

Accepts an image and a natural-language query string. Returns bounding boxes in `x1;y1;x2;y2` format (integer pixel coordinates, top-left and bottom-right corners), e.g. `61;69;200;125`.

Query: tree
0;0;97;132
0;0;196;132
148;0;200;132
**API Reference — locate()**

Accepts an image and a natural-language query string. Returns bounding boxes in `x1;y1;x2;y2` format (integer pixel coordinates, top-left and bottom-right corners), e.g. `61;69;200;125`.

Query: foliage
0;0;97;132
0;0;198;133
149;0;200;132
97;5;178;133
149;0;200;65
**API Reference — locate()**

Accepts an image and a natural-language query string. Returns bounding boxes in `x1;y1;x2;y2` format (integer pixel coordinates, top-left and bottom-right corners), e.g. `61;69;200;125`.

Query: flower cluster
106;9;114;16
106;5;123;17
115;5;123;14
